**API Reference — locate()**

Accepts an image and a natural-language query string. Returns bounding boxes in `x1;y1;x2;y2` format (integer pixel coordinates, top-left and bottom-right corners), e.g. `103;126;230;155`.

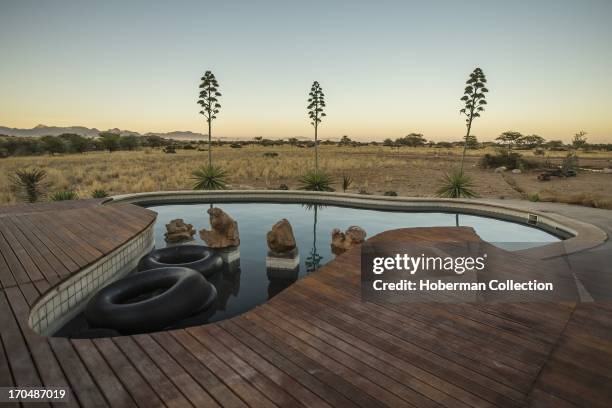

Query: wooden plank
169;329;277;408
92;338;165;408
14;215;80;272
72;339;138;408
0;222;41;284
47;337;109;408
219;320;364;408
130;334;220;407
0;246;17;288
187;325;301;407
150;331;248;408
4;287;76;407
230;315;387;408
111;336;192;408
4;216;70;280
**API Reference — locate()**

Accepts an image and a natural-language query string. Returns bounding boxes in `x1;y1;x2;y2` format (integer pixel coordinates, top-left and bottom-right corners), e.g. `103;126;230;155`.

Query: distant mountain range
0;124;215;140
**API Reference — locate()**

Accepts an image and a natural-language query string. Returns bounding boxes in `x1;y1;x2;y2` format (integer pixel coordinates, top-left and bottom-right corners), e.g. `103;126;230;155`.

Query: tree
383;138;395;147
40;135;66;155
119;135;139;151
546;140;565;149
572;131;588;149
521;134;545;149
339;135;352;146
198;70;222;166
459;67;488;171
98;132;121;153
496;131;523;154
465;134;479;149
58;133;89;153
307;81;326;171
395;133;426;147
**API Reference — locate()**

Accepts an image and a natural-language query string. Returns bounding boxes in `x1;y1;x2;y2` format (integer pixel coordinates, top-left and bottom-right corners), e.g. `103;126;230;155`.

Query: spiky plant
459;67;488;171
91;189;109;198
50;190;79;201
436;169;478;198
307;81;326;171
192;165;228;190
198;70;221;166
342;174;353;192
10;168;47;203
298;170;335;191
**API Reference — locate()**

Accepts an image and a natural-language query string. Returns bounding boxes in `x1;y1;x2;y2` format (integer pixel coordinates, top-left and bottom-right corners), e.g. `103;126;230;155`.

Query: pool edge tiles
28;224;155;336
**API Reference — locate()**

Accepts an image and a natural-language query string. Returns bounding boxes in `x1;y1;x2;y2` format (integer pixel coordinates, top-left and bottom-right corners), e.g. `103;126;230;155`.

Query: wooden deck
0;202;611;407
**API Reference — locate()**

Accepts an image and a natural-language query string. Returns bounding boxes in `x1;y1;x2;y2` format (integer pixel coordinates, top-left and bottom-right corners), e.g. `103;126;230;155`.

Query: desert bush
10;168;48;203
192;165;228;190
480;151;522;169
436;169;477;198
277;183;289;190
534;148;545;156
263;152;279;157
50;190;78;201
230;143;242;149
384;191;398;196
91;189;109;198
298;170;334;191
163;146;176;154
480;151;540;170
342;175;353;192
561;152;579;175
358;187;370;195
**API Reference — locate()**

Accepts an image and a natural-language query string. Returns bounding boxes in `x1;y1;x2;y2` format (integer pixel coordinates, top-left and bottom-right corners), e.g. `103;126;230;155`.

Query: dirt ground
1;145;611;208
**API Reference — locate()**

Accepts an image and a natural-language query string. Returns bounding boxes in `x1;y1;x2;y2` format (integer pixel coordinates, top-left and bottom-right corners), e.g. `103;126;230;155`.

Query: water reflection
303;203;325;273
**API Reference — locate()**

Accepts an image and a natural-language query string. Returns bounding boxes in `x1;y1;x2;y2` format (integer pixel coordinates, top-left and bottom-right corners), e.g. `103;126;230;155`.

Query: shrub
534;148;545;156
10;168;47;203
528;193;540;202
91;189;109;198
163;146;176;154
384;191;398;196
298;170;335;191
358;187;370;195
561;152;579;175
263;152;279;157
192;165;228;190
479;151;522;169
230;143;242;148
278;183;289;190
480;151;540;170
50;190;79;201
342;175;353;192
436;169;478;198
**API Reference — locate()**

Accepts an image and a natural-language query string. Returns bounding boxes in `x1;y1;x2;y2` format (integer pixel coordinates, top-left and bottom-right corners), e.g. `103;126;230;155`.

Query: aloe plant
298;170;335;192
10;168;47;203
436;169;477;198
192;165;228;190
50;190;79;201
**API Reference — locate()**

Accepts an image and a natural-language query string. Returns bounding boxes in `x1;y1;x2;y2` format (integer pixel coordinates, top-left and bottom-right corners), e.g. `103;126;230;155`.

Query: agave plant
298;170;335;192
192;165;228;190
436;169;478;198
91;189;109;198
50;190;79;201
10;168;47;203
342;174;353;192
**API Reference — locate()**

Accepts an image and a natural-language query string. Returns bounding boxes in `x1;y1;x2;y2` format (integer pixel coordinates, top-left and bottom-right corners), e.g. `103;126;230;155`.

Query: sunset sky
1;0;611;142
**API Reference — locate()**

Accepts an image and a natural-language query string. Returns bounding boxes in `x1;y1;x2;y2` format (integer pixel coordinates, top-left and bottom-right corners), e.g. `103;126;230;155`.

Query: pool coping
107;190;608;259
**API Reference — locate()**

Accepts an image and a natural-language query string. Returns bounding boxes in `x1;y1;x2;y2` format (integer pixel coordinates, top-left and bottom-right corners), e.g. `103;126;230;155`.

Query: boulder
494;166;507;173
267;219;297;254
331;226;367;254
164;219;196;243
511;168;522;174
199;207;240;248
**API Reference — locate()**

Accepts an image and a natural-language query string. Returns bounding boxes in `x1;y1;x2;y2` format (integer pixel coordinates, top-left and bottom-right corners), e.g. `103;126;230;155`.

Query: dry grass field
1;145;612;208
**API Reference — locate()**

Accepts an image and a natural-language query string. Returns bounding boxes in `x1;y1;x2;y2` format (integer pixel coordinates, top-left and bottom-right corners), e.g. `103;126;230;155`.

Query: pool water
145;203;560;325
